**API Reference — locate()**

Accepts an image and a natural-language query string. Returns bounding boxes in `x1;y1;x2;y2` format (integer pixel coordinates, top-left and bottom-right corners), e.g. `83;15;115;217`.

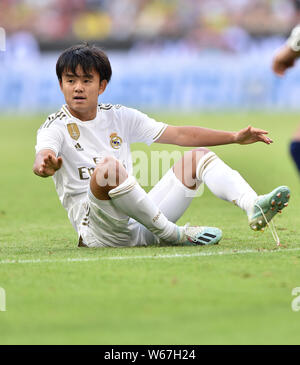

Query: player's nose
74;80;84;92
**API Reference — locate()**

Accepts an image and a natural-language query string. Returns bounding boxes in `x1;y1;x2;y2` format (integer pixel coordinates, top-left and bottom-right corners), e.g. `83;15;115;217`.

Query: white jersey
35;103;168;228
287;25;300;52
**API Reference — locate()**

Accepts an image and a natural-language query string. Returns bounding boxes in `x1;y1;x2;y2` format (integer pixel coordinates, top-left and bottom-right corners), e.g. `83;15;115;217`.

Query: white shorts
72;169;200;248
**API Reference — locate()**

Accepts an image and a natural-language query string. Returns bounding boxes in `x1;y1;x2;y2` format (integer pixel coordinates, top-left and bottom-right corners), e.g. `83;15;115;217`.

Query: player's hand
234;126;273;145
38;153;63;177
272;45;298;76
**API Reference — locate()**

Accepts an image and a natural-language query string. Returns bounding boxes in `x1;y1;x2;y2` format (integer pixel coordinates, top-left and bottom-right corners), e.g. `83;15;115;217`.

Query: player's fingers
39;167;47;176
248;126;266;134
252;127;268;134
43;156;52;166
46;154;58;168
259;135;273;144
48;154;57;165
258;139;269;145
57;157;63;169
43;159;52;168
259;132;272;142
272;62;285;75
275;69;285;76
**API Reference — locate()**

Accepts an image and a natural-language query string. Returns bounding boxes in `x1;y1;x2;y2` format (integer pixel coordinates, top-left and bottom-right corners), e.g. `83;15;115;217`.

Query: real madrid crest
67;123;80;140
110;133;122;149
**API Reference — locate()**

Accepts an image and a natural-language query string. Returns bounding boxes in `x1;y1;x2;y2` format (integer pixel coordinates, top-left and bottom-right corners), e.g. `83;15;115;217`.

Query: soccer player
272;25;300;174
33;44;290;248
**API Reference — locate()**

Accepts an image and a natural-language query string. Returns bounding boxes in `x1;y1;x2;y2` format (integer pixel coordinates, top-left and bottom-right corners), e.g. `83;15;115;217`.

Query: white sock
148;168;200;223
196;152;257;216
108;176;180;242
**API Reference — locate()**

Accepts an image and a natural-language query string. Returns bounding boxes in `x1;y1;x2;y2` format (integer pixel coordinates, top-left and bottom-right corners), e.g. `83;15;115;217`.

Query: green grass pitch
0;111;300;345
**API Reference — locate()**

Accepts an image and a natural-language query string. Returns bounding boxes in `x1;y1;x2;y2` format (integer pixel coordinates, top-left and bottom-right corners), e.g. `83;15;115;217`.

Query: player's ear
59;79;63;91
99;80;108;95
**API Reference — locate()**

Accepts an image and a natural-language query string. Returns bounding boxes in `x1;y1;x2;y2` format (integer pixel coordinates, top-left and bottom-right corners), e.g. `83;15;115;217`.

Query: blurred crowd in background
2;0;300;112
1;0;300;52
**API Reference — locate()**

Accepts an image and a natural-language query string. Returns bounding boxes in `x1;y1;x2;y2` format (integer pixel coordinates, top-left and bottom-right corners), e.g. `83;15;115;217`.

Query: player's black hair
56;43;112;83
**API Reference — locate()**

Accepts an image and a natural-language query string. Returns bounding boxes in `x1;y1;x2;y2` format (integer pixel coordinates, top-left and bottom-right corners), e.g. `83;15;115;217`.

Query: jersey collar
62;104;106;126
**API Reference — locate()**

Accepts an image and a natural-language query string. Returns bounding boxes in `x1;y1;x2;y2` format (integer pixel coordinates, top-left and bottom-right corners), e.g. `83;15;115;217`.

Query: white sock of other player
196;152;257;216
108;176;180;242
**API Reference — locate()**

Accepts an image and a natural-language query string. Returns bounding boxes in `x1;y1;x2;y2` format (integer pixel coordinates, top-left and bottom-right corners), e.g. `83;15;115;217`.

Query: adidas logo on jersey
74;143;84;151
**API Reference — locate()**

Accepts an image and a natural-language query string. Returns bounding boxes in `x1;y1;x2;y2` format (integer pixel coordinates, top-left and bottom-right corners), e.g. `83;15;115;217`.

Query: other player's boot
248;186;290;231
177;224;222;246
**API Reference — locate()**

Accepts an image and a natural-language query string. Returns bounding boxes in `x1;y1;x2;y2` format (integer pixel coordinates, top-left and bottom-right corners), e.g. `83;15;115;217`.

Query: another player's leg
290;124;300;174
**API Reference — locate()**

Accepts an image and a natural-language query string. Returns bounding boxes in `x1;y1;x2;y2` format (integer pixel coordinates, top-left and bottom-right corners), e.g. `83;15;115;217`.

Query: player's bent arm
272;45;300;76
155;125;272;147
33;149;63;178
273;25;300;76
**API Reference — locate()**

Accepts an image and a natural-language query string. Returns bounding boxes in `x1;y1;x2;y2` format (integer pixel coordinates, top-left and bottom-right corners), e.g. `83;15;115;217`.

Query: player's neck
67;106;97;121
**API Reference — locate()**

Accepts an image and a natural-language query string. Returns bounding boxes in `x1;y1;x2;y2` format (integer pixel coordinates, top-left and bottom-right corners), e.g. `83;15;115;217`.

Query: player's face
60;65;107;121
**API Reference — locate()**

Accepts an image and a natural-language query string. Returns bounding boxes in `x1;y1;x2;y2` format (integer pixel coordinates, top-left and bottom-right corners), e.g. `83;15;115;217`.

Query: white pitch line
0;247;300;265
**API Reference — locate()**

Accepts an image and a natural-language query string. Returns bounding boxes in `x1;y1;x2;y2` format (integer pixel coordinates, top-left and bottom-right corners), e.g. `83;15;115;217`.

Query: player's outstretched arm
155;125;272;147
33;149;63;178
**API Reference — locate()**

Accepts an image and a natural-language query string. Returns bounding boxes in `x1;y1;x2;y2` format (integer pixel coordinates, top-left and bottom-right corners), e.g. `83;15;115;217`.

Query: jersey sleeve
125;107;168;146
35;124;64;156
287;25;300;52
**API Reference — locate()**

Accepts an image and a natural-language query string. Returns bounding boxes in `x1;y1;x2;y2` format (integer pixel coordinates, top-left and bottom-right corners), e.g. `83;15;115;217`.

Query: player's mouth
73;96;87;102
